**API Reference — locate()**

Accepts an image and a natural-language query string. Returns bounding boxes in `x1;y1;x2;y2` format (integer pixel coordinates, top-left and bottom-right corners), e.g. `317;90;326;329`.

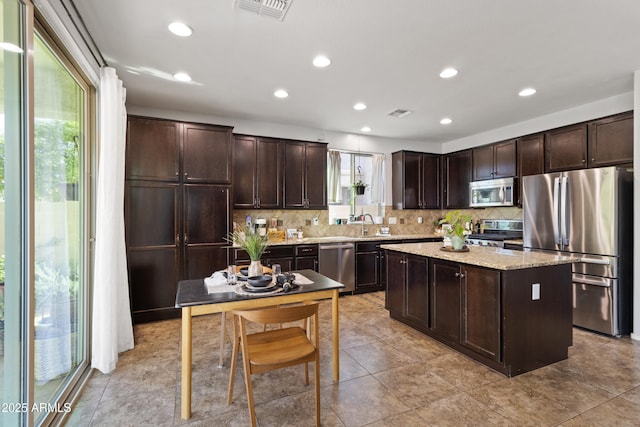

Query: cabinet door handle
184;233;188;244
176;234;179;245
184;172;188;177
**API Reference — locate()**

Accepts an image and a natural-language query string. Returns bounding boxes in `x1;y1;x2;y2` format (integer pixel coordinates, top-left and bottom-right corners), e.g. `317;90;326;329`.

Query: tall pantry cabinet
125;116;233;322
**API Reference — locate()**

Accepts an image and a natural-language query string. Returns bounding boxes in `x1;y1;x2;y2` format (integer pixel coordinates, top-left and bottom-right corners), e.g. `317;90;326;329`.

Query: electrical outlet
400;218;405;224
532;283;540;300
418;216;423;224
305;219;311;226
388;217;397;224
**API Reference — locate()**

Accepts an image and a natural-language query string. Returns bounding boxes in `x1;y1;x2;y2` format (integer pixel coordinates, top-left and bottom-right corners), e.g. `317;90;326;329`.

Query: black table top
175;269;345;308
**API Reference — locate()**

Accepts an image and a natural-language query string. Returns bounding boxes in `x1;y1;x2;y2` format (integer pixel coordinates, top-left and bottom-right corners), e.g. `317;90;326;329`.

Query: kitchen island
381;242;578;377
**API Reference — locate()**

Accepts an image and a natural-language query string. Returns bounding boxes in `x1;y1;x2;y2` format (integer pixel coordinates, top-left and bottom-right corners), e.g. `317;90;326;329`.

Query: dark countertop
175;269;345;308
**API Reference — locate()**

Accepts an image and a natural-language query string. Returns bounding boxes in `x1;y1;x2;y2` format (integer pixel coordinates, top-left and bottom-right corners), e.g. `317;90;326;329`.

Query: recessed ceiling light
519;88;536;97
274;89;289;98
313;55;331;68
0;42;23;53
353;103;367;111
361;126;371;132
173;72;192;82
168;22;193;37
440;118;452;125
439;68;458;79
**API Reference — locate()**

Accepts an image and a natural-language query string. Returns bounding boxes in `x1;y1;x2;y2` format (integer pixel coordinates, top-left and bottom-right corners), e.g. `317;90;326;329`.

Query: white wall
442;92;634;152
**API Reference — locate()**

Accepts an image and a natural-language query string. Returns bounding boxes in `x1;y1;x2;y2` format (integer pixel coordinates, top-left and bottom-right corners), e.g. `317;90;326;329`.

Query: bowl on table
247;275;273;288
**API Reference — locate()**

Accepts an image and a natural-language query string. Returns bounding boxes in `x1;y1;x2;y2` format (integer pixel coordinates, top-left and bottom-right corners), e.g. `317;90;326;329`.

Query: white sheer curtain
369;154;384;204
91;67;134;374
327;150;342;203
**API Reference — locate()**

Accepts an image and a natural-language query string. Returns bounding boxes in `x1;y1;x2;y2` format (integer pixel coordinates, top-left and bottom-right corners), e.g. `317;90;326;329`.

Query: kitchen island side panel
501;264;573;376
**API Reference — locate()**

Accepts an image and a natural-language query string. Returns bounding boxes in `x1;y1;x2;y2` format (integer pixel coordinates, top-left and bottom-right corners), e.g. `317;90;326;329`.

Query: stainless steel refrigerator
522;166;633;336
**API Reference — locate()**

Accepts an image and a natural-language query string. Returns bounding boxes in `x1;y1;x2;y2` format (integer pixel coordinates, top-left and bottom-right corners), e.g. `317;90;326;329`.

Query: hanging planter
352;181;368;195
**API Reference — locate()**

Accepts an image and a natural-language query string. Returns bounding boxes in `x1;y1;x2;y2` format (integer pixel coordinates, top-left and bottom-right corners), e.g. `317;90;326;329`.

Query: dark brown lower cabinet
232;245;295;272
295;245;319;271
355;241;381;293
125;182;231;323
385;251;429;328
386;251;573;377
431;259;500;361
430;259;461;342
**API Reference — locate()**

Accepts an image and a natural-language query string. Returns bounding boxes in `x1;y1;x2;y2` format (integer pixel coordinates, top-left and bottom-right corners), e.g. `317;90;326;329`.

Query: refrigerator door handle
573;273;613;287
560;176;569;245
552;177;561;245
578;257;611;265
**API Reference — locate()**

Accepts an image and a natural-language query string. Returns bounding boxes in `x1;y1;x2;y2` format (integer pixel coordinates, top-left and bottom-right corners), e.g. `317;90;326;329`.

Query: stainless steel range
466;219;523;248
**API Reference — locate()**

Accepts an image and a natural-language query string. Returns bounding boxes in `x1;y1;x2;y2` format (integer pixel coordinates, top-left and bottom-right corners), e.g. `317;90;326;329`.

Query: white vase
450;235;466;250
248;260;263;277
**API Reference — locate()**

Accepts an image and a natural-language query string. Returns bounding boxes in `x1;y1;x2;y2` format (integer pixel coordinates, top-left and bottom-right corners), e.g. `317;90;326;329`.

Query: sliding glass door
32;29;89;422
1;1;27;425
1;1;94;424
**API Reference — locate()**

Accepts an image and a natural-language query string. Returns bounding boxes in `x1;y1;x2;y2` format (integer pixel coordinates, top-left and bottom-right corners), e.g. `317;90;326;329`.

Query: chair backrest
234;302;319;326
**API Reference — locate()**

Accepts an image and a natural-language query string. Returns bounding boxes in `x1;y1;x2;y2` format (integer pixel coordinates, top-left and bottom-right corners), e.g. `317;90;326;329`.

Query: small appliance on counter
379;226;390;236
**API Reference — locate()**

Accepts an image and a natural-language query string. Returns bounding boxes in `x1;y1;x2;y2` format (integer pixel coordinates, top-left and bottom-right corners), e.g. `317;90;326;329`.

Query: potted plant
227;226;269;277
439;210;472;250
352;180;368;195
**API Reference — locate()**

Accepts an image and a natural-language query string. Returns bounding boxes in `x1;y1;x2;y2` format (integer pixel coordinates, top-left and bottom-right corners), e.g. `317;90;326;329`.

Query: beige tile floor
65;292;640;426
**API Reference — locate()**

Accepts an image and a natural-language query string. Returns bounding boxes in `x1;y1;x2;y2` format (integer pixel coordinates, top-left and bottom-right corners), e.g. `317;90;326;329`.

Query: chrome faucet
361;213;375;236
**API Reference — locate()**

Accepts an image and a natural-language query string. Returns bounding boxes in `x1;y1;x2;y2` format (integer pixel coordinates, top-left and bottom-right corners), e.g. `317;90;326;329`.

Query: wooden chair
217;265;273;366
227;302;320;427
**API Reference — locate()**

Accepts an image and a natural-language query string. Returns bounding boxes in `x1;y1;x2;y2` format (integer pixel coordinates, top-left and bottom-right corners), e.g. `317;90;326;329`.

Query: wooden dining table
175;269;344;420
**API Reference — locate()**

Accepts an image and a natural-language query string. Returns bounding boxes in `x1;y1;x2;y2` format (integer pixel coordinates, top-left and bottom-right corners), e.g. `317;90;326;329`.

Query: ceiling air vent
387;109;413;118
234;0;293;21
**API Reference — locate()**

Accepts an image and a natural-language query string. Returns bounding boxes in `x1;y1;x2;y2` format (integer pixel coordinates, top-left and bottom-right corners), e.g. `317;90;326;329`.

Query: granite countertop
380;242;578;271
504;239;524;245
253;234;443;246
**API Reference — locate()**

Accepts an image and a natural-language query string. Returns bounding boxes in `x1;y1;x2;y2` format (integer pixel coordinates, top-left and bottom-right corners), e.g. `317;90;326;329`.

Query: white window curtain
91;67;134;373
369;154;384;204
327;150;342;203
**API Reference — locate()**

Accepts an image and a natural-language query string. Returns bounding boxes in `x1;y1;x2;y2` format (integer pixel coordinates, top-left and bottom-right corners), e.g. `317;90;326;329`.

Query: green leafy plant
438;210;472;239
227;226;269;261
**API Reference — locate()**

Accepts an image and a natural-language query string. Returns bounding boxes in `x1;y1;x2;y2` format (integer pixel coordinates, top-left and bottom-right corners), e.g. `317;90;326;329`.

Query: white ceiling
73;0;640;143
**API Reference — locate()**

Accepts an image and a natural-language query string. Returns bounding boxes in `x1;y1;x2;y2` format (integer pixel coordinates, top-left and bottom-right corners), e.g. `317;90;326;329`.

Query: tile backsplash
234;206;523;237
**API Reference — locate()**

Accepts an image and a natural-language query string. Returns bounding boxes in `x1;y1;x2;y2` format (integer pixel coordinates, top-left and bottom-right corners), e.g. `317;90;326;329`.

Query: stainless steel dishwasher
318;242;355;293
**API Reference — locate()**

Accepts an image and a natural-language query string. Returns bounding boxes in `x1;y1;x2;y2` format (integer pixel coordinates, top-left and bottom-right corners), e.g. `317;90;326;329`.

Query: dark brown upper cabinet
443;149;472;209
182;123;233;183
588;111;633;168
283;140;327;209
545;123;588;172
516;133;545;206
392;151;441;209
126;117;180;181
472;140;516;181
233;135;282;208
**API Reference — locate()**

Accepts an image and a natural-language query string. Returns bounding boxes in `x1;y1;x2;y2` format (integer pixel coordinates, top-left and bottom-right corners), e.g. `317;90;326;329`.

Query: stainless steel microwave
469;177;515;207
